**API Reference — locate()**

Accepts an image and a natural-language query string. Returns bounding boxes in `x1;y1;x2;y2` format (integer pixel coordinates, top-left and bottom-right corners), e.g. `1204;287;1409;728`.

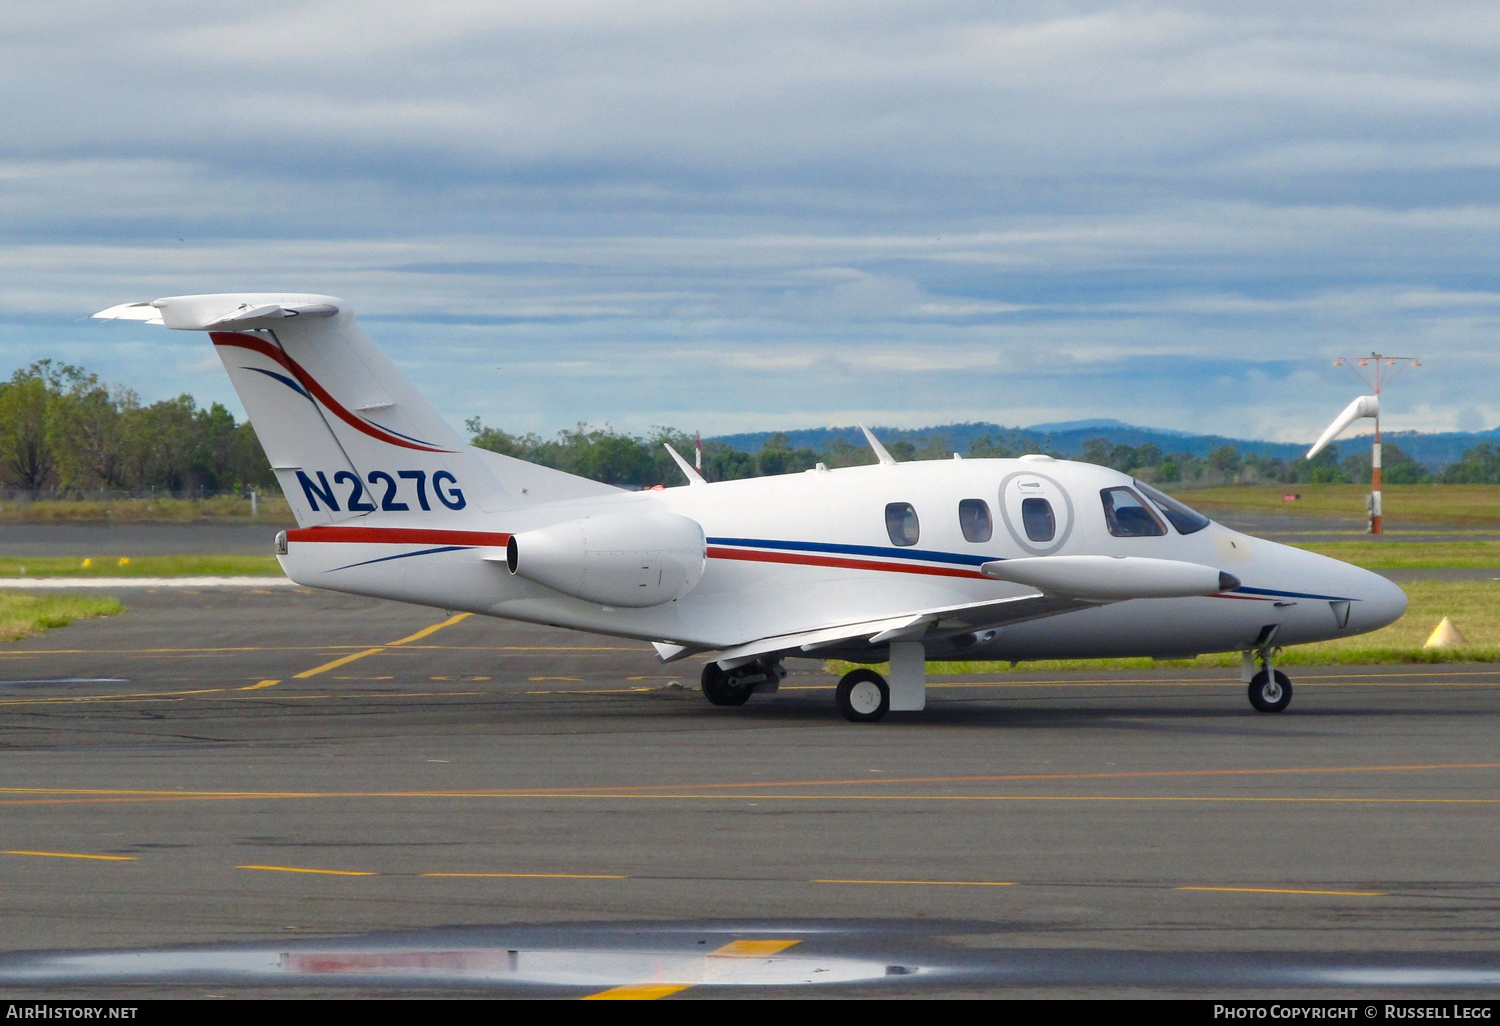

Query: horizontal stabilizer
981;555;1236;600
93;294;341;331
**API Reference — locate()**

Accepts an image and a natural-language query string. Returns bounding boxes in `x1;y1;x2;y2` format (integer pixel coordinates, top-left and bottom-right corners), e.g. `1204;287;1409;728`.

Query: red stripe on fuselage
210;332;454;454
707;545;986;579
287;527;512;546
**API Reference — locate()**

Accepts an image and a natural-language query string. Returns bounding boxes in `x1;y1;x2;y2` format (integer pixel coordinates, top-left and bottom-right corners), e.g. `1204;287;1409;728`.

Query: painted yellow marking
583;984;693;1000
710;939;800;956
2;850;136;861
280;613;474;685
580;939;801;1000
525;687;652;694
814;878;1015;887
292;647;386;679
529;676;583;682
0;641;636;655
1177;886;1387;897
240;679;281;691
421;871;627;879
387;613;472;647
237;864;375;876
0;688;225;706
3;793;1493;808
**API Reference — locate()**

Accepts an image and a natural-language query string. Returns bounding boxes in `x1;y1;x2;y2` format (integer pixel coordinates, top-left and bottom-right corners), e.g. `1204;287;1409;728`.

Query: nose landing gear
1243;627;1292;712
1248;668;1292;713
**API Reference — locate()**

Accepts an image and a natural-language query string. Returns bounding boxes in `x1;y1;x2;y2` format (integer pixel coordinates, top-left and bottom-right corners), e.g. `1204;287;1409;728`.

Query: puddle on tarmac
0;925;925;991
3;922;1499;992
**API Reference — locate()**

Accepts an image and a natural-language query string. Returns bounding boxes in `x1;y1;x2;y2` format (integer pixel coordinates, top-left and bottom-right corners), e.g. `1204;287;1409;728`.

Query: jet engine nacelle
505;511;706;608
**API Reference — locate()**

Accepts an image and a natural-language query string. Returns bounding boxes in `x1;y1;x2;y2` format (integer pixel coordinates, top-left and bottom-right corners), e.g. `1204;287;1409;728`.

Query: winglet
664;443;706;485
859;425;897;465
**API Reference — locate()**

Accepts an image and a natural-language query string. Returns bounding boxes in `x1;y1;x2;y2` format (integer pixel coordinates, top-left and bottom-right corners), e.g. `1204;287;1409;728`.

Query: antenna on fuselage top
859;425;897;466
664;443;706;486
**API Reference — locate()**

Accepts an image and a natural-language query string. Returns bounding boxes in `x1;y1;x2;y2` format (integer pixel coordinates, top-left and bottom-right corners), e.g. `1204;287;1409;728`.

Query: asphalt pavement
0;588;1498;998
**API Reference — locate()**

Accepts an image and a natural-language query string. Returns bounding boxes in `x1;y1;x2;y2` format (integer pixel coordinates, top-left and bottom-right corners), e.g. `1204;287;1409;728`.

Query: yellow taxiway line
1;850;137;861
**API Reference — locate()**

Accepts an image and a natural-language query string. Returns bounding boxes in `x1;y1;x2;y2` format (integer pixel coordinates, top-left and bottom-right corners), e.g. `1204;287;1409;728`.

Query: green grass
0;591;123;642
829;579;1500;673
0;555;284;578
0;495;293;523
1292;540;1500;568
1179;483;1500;526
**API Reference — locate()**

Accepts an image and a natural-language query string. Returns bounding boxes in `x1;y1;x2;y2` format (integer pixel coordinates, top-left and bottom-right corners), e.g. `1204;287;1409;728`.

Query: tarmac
1;586;1499;998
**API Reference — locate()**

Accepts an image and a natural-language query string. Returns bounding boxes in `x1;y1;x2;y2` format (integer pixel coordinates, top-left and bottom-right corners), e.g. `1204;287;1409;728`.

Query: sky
3;1;1499;442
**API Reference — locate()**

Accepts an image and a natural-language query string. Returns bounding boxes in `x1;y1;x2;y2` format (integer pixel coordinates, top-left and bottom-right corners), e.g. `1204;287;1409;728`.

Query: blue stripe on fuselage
707;536;998;567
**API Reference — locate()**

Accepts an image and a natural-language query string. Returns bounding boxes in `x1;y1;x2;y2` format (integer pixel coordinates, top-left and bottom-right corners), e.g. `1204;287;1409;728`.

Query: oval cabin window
885;502;920;546
958;499;993;543
1020;497;1055;542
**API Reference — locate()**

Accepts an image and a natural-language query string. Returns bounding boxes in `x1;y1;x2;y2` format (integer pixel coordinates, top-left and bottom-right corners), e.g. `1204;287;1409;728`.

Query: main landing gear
836;669;890;723
703;641;930;724
700;660;784;707
1243;627;1292;713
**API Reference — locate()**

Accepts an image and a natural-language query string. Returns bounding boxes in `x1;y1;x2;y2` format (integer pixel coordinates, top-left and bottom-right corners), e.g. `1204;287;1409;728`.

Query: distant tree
703;444;757;481
1442;444;1500;484
1206;444;1242;480
967;435;1018;458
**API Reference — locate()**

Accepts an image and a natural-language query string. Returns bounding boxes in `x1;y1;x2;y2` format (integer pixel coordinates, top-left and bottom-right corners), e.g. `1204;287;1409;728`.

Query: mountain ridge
709;421;1500;470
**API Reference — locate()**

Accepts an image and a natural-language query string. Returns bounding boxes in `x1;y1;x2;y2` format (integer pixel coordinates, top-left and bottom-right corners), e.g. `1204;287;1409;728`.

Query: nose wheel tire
701;663;753;707
837;669;890;723
1248;669;1292;713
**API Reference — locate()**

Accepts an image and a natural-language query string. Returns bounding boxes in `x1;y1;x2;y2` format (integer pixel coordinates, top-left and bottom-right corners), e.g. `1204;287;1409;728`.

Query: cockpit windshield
1135;481;1213;535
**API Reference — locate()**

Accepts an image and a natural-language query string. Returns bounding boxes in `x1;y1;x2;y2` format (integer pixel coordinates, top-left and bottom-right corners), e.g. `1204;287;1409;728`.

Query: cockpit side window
1100;487;1167;538
1135;481;1212;535
958;499;992;542
885;502;920;546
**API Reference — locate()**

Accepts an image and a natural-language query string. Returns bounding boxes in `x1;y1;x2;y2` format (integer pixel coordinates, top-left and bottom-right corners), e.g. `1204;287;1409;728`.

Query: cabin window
1100;487;1167;538
1135;481;1211;535
1021;497;1056;542
958;499;992;543
885;502;920;546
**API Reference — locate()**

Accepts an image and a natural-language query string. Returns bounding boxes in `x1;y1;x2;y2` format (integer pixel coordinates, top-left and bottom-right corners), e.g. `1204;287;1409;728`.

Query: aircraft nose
1350;569;1407;633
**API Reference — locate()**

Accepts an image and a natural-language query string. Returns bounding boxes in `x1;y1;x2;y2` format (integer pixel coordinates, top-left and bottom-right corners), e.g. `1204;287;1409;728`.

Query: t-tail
93;293;615;526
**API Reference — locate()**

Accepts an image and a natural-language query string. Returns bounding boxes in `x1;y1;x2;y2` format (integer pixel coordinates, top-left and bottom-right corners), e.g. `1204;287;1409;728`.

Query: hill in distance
710;420;1500;470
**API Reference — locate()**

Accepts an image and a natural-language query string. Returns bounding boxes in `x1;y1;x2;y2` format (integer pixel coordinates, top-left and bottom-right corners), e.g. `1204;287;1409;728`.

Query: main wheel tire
1248;669;1292;713
836;669;890;723
701;663;752;707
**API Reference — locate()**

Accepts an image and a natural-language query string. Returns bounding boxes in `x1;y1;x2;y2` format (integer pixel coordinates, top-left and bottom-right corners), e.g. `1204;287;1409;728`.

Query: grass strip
1180;483;1500;527
830;580;1500;673
0;495;292;524
0;555;283;578
0;592;123;643
1291;540;1500;568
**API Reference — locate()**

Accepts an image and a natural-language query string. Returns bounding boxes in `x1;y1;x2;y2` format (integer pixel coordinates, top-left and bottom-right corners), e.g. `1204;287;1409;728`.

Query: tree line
7;357;1500;498
0;361;274;498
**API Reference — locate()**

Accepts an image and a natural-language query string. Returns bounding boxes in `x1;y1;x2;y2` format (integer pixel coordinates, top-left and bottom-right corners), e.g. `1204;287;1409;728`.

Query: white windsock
1306;395;1378;459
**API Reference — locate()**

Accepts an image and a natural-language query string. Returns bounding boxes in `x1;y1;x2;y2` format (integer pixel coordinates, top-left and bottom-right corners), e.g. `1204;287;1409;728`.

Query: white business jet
96;294;1407;722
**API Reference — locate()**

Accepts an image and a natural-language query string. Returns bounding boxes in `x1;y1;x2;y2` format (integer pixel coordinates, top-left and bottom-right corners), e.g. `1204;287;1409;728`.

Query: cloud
2;2;1500;442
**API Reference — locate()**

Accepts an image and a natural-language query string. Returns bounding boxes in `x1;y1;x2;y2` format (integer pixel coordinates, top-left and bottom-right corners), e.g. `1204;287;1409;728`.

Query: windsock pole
1371;415;1382;535
694;431;702;472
